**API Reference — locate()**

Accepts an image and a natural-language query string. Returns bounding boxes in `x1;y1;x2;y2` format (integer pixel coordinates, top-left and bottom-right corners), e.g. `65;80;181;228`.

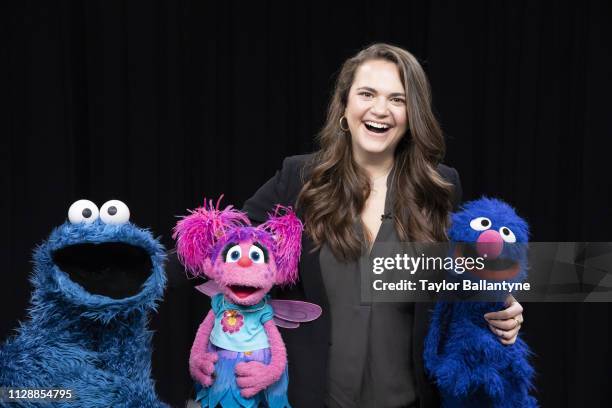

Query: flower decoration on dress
221;310;244;334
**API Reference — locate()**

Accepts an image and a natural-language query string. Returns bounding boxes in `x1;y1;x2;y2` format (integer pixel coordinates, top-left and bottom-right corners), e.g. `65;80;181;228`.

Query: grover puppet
0;199;167;407
424;198;537;407
174;199;320;408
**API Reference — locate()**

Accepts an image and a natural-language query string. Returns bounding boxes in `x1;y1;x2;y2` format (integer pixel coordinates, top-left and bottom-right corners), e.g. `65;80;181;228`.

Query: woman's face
345;59;408;163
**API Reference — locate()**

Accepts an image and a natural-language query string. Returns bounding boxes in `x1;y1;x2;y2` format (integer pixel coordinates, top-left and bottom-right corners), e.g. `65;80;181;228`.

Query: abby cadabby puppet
173;199;321;408
424;198;537;407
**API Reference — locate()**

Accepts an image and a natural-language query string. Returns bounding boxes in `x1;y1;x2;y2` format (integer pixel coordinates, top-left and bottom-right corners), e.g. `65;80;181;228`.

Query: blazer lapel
298;233;329;310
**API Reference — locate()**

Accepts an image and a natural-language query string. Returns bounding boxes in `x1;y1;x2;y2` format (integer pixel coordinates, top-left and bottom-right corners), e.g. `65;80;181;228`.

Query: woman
242;43;524;408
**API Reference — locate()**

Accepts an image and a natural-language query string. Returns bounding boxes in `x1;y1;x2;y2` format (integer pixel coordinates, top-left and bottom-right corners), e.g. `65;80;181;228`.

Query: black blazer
243;154;462;408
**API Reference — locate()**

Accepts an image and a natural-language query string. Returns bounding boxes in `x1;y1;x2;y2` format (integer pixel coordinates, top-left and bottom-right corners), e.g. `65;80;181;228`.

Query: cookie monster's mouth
52;242;152;299
454;243;520;280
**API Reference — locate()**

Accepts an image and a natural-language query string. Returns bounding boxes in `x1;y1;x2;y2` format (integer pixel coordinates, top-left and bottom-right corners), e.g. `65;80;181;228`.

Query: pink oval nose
476;230;504;259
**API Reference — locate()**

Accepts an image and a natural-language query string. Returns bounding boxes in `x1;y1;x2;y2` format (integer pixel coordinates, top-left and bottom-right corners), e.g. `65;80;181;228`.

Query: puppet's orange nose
238;256;253;267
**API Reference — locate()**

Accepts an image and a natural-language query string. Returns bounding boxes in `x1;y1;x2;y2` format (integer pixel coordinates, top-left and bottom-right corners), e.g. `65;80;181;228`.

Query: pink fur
173;198;250;276
214;241;275;306
173;198;304;400
259;206;303;285
235;320;287;398
189;310;217;386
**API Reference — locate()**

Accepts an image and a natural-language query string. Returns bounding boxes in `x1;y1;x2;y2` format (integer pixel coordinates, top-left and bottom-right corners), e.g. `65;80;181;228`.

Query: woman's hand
483;294;524;345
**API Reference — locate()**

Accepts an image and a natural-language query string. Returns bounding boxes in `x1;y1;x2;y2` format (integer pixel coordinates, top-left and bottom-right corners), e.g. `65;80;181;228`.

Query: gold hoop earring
339;116;350;132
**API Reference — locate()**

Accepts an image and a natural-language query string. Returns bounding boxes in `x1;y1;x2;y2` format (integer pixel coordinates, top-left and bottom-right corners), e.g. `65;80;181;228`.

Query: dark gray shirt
321;182;417;408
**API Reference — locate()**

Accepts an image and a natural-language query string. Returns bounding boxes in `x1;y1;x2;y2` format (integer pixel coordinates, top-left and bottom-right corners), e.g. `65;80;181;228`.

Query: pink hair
173;197;250;276
260;206;303;285
174;199;303;284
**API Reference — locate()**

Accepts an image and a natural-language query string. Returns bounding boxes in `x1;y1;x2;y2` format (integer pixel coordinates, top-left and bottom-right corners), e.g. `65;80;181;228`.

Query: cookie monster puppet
424;198;537;407
0;199;168;407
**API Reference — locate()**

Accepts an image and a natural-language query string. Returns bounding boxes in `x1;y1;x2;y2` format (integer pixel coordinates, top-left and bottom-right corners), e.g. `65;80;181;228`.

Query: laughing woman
242;43;524;408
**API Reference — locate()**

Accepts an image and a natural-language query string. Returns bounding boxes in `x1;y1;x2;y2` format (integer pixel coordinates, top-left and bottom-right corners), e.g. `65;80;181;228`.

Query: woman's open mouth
228;285;260;299
364;120;392;135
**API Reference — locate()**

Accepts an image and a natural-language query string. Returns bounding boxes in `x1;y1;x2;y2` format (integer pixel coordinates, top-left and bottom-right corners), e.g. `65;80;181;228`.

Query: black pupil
231;251;240;260
108;206;117;215
251;251;260;261
502;228;509;235
82;208;92;218
481;219;489;227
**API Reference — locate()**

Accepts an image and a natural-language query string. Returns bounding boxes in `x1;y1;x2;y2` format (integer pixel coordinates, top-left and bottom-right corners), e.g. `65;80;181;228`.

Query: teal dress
195;294;291;408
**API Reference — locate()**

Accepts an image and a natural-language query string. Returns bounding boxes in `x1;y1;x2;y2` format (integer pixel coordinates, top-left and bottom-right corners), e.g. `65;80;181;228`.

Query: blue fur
450;198;529;285
0;219;168;407
424;198;537;407
449;198;529;245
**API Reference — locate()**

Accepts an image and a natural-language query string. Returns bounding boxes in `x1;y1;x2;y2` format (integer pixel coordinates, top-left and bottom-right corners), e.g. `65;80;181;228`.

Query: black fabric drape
3;1;611;407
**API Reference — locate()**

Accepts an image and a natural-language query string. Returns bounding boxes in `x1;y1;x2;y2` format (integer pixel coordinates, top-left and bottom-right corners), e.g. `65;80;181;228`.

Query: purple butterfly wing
270;299;322;329
273;318;300;329
195;280;222;298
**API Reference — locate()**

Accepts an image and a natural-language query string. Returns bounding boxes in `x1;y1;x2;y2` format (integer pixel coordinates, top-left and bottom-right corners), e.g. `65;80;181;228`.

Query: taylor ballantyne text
372;279;531;293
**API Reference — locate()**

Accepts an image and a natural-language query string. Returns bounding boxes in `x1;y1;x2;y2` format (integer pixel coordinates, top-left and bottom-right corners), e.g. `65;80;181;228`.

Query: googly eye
470;217;492;231
100;200;130;225
499;226;516;243
225;245;242;263
68;199;99;224
249;245;265;264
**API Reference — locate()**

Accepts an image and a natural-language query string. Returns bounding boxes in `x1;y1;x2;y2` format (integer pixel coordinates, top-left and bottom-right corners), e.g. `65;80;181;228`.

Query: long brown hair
297;43;453;261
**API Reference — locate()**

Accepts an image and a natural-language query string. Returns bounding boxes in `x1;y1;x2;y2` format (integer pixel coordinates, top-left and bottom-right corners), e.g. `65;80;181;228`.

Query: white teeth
365;121;390;129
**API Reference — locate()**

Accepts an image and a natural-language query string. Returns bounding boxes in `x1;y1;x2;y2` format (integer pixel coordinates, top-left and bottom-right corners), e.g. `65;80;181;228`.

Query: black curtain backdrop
3;1;612;407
